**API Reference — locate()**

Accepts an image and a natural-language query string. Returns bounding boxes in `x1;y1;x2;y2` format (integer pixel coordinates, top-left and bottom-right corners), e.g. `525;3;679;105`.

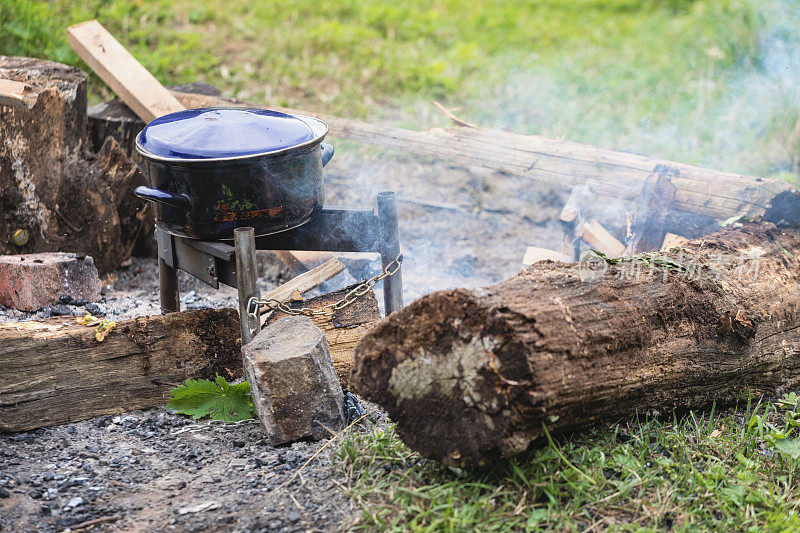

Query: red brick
0;253;101;311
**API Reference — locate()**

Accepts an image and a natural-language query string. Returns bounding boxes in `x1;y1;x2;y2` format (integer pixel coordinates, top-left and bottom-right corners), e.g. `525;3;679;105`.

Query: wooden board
67;20;184;122
0;308;241;432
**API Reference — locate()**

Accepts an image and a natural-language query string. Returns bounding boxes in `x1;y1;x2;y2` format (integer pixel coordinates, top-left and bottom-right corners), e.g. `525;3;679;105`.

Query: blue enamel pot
133;107;333;240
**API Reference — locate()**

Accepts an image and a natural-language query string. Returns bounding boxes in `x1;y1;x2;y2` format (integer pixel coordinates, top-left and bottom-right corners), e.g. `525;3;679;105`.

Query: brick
0;253;101;311
243;316;346;445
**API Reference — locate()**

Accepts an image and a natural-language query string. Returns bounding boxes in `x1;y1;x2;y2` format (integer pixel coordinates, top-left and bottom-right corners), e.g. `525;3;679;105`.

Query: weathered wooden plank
67;20;184;122
169;90;797;224
0;308;241;432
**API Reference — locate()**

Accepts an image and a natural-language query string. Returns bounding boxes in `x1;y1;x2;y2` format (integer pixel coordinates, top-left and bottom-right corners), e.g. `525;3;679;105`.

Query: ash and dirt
0;150;565;531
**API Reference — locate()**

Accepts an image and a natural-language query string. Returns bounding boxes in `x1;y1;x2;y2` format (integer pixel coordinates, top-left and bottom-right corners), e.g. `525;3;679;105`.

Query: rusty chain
247;254;402;322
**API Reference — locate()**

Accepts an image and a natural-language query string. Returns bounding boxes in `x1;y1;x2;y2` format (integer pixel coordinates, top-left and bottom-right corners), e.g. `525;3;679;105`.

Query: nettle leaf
773;438;800;460
166;376;255;422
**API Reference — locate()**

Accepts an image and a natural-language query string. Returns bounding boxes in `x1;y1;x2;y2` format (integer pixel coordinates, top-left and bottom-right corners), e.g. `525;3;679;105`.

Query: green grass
336;395;800;531
4;0;800;178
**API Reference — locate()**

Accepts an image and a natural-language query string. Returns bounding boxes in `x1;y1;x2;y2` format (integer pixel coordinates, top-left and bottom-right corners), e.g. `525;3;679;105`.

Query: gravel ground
0;149;564;531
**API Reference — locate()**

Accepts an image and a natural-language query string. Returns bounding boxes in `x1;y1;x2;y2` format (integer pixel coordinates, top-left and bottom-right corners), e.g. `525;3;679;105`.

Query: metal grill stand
156;191;404;343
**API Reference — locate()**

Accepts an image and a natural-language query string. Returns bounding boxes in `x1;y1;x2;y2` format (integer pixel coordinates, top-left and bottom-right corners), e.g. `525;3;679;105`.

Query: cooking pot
133;107;333;240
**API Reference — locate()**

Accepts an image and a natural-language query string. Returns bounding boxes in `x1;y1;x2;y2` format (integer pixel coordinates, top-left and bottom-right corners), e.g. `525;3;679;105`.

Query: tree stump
0;56;149;272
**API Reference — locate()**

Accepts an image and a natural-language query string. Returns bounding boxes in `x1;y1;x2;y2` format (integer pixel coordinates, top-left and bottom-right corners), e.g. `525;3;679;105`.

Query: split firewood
661;233;690;251
0;56;150;273
258;258;346;326
351;222;800;467
0;308;241;432
522;247;573;266
0;78;40;109
577;220;626;258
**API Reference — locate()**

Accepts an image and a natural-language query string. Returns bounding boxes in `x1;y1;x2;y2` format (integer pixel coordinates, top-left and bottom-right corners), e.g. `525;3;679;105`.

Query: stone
242;316;346;445
0;252;101;311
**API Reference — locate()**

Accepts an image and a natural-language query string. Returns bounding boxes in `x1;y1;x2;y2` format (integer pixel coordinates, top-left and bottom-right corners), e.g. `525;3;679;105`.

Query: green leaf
166;376;255;422
773;438;800;460
777;392;800;411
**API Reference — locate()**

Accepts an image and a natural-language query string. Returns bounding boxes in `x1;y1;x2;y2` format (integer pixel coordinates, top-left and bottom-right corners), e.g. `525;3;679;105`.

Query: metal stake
377;191;403;315
234;227;261;344
158;257;180;314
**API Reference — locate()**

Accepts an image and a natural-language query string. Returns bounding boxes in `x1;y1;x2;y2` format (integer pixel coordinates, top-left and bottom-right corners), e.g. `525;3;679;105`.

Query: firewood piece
660;233;690;251
167;90;798;224
243;316;346;445
522;247;572;266
351;222;800;467
272;251;337;276
67;20;184;122
625;165;678;253
559;183;597;259
264;285;381;387
0;78;40;109
0;308;241;432
260;258;346;313
577;220;626;258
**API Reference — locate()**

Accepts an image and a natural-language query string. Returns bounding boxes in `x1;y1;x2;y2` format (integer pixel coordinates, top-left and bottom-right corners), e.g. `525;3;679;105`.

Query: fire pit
155;191;404;342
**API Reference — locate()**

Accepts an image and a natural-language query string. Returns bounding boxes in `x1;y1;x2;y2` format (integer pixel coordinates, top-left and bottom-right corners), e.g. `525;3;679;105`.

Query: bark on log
168;90;798;226
264;285;381;388
0;308;241;432
351;222;800;467
0;56;150;272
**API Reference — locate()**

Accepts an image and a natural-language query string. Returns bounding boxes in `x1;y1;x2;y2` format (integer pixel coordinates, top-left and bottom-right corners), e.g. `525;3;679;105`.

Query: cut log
0;56;150;273
351;222;800;467
0;78;40;109
168;90;798;226
264;284;381;388
0;308;241;432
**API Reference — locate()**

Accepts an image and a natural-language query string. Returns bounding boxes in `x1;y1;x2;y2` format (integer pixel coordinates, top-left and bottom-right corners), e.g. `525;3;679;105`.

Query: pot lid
136;107;316;160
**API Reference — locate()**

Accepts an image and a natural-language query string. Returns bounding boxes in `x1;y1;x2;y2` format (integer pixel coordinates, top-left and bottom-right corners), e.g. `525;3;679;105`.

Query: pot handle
320;143;335;167
134;186;191;210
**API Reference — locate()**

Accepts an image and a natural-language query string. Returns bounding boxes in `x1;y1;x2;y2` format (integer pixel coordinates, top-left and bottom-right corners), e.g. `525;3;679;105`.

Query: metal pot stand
155;191;403;343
